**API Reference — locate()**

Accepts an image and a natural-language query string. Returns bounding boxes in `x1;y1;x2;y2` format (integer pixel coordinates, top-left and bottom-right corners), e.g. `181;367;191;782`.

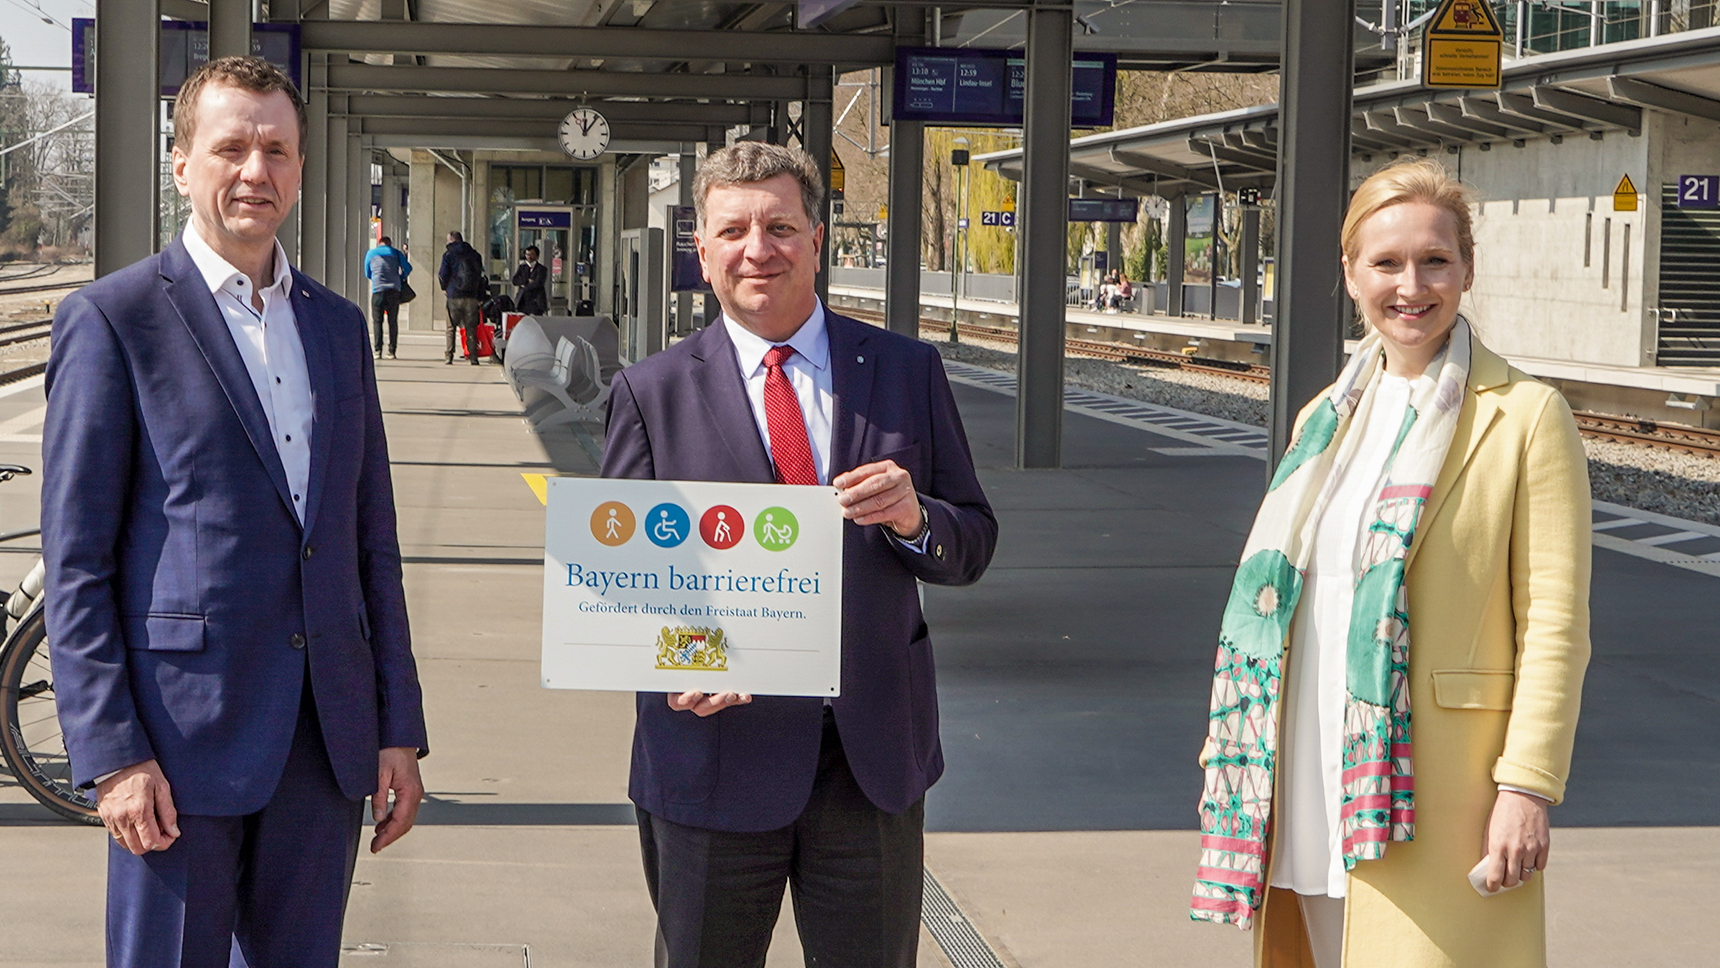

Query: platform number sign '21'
1679;175;1720;209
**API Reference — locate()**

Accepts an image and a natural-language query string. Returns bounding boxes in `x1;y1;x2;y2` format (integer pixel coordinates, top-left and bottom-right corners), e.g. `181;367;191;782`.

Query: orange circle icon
590;501;636;546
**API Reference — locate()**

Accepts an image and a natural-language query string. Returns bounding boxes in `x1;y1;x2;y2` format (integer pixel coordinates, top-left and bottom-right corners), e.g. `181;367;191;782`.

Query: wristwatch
897;503;930;544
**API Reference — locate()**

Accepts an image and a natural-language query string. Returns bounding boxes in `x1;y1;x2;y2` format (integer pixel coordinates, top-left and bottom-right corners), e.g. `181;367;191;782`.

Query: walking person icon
700;504;743;549
606;509;623;540
753;507;800;551
589;501;635;546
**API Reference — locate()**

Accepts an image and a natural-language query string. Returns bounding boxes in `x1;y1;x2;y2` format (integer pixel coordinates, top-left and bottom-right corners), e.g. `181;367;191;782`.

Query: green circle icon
753;507;800;551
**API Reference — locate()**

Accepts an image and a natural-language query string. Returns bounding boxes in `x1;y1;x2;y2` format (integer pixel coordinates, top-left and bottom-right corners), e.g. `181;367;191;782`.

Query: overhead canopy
979;26;1720;199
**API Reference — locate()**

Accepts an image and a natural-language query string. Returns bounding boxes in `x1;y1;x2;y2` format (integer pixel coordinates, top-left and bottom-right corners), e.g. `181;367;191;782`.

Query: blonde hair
1341;158;1477;265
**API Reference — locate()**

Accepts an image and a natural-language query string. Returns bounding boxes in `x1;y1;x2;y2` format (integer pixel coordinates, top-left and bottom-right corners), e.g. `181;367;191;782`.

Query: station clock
558;107;611;161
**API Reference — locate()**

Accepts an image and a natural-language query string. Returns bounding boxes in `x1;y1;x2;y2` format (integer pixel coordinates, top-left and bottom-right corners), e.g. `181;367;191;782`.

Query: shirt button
290;633;306;650
302;546;314;560
285;434;292;442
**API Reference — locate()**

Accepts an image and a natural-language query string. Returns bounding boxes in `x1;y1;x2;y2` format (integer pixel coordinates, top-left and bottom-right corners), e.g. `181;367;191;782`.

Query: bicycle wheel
0;609;100;824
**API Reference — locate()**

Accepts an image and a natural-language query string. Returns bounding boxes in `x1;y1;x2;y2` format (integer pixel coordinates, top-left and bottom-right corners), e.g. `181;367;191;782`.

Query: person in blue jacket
363;235;412;359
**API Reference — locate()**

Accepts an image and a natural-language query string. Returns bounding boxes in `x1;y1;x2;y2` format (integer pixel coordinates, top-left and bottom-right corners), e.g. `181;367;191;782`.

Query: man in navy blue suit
600;143;997;967
42;57;427;967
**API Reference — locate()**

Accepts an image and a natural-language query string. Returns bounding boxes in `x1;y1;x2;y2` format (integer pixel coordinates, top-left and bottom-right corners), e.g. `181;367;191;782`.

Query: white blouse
1270;373;1414;899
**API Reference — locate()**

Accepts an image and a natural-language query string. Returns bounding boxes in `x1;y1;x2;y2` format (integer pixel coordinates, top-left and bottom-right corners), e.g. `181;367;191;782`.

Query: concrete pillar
884;119;925;338
94;0;160;277
1105;221;1122;274
325;98;348;296
207;0;252;60
1166;195;1187;317
406;152;440;329
1240;205;1261;326
677;151;696;335
803;68;835;309
301;57;328;281
1208;193;1223;319
1016;2;1074;470
1271;0;1355;462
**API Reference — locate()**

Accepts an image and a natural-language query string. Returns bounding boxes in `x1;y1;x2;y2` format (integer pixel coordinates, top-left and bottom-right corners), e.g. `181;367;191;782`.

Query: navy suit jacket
42;238;428;816
600;311;997;832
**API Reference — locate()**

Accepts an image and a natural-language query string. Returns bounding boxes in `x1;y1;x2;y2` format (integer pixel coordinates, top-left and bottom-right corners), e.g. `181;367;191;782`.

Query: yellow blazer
1255;338;1592;968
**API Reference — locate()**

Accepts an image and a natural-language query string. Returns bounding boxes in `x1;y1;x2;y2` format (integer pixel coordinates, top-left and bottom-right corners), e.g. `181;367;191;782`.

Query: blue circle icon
645;503;691;548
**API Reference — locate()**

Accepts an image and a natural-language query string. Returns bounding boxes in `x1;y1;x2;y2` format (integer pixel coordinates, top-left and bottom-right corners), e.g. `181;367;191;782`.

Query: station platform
829;284;1720;420
0;330;1713;967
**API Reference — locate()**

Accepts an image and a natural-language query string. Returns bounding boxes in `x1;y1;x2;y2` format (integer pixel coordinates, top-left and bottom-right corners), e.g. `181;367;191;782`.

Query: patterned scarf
1190;321;1471;929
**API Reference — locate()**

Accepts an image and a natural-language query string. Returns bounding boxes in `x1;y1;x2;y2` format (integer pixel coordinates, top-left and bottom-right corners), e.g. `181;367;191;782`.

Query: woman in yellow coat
1190;159;1591;968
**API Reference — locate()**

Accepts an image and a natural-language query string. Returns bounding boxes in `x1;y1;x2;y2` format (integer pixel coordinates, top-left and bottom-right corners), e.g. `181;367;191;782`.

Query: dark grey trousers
636;711;924;968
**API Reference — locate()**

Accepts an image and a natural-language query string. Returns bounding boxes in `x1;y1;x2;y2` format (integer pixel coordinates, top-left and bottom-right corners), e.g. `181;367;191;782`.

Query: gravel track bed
929;334;1720;526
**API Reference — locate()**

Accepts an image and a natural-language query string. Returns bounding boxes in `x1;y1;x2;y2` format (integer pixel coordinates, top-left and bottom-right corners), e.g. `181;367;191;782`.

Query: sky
1;0;95;94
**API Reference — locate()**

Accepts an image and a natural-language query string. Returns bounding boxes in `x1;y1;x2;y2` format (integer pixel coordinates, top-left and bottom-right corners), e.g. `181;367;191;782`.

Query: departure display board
893;48;1117;127
1068;198;1139;223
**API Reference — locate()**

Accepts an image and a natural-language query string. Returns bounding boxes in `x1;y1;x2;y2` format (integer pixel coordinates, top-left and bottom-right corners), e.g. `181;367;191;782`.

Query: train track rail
844;305;1720;459
0;279;84;297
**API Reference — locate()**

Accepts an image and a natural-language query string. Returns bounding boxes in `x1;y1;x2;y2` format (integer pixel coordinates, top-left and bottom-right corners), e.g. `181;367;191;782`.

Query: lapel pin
856;355;865;364
300;290;310;298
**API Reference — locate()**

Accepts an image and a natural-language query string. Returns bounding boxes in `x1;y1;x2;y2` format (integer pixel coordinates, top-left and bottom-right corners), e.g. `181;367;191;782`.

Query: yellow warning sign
1422;0;1503;89
830;150;845;193
1614;173;1639;212
877;204;888;220
1430;0;1503;34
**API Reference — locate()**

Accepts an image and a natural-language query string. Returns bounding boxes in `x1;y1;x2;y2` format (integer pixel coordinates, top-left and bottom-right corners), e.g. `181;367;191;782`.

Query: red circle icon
700;505;743;549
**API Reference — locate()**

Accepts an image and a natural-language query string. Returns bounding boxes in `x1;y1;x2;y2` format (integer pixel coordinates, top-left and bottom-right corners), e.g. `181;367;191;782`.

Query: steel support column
1166;196;1187;316
1270;0;1354;462
301;58;329;280
677;151;696;334
347;134;368;307
1016;3;1074;470
1106;221;1123;279
803;69;835;310
207;0;253;60
326;99;349;295
1240;206;1261;325
95;0;160;277
884;119;924;338
703;141;722;327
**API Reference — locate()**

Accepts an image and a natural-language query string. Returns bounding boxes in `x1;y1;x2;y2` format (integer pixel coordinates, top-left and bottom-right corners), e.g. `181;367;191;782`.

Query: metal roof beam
1108;148;1220;190
325;63;807;100
1607;76;1720;123
1423;101;1513;139
1393;106;1479;143
1350;119;1410;150
357;116;723;144
300;20;896;66
1189;138;1276;173
1533;86;1641;133
1493;91;1591;131
344;94;767;125
1458;96;1547;135
1364;111;1440;147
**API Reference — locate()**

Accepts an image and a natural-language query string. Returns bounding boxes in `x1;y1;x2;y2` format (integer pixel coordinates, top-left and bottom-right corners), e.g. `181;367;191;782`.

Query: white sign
541;478;844;697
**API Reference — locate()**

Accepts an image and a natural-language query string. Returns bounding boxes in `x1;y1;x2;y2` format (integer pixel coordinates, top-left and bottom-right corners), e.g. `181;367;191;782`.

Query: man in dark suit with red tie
599;143;997;967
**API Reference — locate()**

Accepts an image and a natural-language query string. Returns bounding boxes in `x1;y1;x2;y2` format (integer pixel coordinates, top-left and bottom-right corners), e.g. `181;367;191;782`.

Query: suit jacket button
302;546;314;560
935;544;945;559
290;633;306;650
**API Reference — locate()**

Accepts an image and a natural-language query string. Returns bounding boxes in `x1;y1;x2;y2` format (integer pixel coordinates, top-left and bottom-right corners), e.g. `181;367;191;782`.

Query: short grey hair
693;143;825;229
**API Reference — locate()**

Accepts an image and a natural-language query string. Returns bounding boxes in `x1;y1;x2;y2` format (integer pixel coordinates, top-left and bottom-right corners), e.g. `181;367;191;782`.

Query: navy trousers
105;684;365;968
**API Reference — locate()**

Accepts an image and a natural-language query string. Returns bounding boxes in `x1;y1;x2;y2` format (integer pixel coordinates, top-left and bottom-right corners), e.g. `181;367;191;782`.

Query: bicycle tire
0;609;101;824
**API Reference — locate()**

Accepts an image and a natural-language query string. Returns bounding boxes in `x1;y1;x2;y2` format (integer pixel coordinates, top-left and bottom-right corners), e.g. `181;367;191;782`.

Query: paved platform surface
0;330;1713;966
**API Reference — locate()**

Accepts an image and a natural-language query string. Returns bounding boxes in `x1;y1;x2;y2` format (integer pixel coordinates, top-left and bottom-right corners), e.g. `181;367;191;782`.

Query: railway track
843;304;1720;459
0;279;84;297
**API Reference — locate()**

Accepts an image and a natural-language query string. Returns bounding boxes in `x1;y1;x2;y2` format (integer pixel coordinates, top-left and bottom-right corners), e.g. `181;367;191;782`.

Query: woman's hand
1480;789;1550;893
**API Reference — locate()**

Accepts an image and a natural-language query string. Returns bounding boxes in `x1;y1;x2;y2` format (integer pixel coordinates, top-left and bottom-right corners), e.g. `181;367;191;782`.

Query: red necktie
762;345;819;486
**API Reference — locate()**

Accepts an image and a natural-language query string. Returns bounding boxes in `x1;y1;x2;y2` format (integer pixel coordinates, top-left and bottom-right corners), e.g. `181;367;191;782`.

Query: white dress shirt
181;225;314;523
724;303;835;486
